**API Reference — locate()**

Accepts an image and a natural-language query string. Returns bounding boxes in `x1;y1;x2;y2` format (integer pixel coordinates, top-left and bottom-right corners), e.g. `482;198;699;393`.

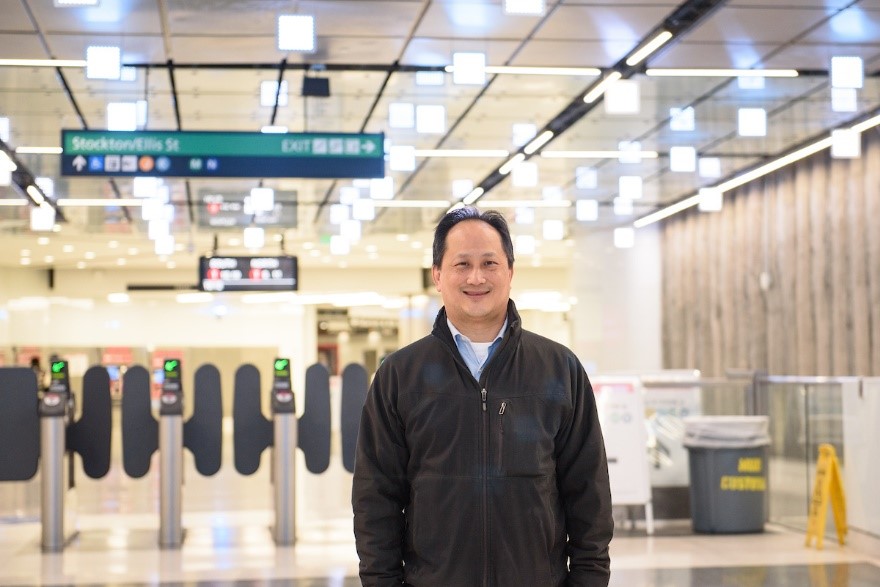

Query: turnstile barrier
120;361;223;548
340;363;369;473
232;360;332;545
0;368;40;482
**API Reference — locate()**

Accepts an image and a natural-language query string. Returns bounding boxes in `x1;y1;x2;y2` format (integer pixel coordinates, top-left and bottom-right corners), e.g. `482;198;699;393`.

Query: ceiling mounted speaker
302;77;330;97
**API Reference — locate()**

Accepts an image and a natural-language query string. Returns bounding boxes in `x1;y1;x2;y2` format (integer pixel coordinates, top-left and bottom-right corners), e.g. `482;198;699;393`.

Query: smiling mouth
464;291;489;297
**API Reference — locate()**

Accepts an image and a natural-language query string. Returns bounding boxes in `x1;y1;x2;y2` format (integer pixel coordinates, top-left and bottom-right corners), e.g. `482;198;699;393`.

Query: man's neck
448;316;505;343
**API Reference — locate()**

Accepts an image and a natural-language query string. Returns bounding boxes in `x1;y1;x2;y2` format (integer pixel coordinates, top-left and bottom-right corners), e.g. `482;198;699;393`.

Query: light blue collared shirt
447;318;507;382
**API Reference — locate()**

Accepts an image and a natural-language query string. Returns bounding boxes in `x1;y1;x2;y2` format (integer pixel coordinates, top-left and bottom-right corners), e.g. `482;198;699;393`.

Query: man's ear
431;265;441;291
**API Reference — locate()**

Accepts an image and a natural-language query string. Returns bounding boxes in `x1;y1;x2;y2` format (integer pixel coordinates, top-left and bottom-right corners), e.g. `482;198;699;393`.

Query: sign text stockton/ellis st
60;130;385;179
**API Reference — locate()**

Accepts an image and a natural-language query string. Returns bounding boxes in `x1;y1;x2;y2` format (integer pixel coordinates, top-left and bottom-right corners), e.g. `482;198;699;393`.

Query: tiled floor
1;417;879;586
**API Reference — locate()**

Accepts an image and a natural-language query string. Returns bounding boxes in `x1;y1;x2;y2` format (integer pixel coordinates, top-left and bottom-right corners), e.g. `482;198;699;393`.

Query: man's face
432;220;513;337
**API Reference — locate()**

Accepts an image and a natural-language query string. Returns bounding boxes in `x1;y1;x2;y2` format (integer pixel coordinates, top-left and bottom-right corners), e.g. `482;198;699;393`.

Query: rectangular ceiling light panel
278;15;316;52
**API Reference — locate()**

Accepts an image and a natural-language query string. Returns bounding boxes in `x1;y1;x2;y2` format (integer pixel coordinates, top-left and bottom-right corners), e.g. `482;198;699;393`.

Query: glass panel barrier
757;377;852;535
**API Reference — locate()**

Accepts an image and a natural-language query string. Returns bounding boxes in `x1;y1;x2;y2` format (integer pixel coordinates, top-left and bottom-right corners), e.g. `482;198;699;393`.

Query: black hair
432;206;514;268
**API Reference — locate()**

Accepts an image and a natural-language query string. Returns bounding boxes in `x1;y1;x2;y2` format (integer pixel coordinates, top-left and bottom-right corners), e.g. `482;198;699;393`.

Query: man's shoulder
382;333;444;365
519;328;578;359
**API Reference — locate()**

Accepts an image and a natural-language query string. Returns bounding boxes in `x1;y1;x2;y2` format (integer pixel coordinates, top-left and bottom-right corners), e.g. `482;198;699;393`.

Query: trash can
683;416;770;534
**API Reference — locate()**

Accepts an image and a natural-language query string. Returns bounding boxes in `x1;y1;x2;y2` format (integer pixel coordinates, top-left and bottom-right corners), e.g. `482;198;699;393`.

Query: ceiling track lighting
15;146;63;155
412;149;509;158
57;198;145;207
646;68;799;78
444;64;600;76
0;59;87;68
498;153;526;175
625;30;673;67
462;188;485;206
523;130;554;155
372;200;451;208
541;150;659;159
583;71;622;104
634;108;880;228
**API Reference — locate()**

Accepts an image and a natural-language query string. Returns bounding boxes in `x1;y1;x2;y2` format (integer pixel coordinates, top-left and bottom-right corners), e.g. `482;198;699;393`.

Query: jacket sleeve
351;362;410;586
556;359;614;587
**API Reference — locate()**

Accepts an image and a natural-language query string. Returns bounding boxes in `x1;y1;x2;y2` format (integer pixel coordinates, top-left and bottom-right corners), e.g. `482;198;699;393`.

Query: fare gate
121;360;222;548
233;361;331;545
340;363;369;474
0;362;112;552
1;358;370;552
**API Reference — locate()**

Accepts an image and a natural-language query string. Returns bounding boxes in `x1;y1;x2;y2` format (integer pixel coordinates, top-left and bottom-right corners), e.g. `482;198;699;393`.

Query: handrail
640;377;747;388
758;375;861;385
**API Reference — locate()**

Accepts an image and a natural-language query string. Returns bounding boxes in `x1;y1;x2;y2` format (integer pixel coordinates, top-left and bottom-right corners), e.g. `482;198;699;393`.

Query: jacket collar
432;299;522;350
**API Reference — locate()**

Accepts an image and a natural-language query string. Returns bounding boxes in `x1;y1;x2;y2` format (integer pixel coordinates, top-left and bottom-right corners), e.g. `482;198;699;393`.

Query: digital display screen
198;255;298;292
197;189;298;229
50;360;67;381
164;359;181;380
274;358;290;377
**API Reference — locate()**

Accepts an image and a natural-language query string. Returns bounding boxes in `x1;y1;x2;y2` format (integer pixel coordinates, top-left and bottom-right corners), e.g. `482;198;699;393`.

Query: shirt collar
447;318;507;345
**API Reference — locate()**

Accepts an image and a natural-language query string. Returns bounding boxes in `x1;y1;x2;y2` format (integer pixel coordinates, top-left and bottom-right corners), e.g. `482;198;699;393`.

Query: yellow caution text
738;457;763;473
720;475;766;491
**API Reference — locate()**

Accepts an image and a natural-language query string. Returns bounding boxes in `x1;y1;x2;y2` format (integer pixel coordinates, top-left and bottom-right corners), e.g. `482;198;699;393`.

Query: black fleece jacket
352;300;613;586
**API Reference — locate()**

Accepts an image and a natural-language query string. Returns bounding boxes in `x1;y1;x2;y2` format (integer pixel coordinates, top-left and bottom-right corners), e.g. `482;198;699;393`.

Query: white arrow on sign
361;140;376;154
72;155;87;171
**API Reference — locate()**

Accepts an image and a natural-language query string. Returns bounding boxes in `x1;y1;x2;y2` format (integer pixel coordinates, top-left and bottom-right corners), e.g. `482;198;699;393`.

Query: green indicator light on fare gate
51;361;65;373
274;359;289;372
164;359;180;373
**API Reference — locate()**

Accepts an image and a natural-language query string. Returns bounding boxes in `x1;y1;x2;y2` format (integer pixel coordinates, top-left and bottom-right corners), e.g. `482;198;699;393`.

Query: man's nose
466;266;485;284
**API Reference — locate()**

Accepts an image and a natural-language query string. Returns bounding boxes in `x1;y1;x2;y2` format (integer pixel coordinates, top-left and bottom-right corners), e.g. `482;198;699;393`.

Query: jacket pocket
495;396;558;477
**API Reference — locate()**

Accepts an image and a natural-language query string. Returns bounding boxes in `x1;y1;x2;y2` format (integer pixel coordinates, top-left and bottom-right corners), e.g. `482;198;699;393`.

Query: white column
568;223;663;373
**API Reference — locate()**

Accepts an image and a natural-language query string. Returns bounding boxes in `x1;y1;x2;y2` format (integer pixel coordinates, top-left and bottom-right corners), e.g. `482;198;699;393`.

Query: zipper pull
481;389;487;411
499;401;506;415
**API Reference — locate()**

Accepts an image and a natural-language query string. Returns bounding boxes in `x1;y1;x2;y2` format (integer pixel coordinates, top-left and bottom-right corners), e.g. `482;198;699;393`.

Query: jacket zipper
434;317;518;587
481;386;489;587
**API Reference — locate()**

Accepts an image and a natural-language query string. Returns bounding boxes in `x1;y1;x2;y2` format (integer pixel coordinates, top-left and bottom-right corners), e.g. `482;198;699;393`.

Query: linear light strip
541;150;659;159
371;200;450;208
646;68;799;78
499;153;526;175
633;195;702;228
634;113;880;228
484;65;600;76
0;199;28;206
15;146;64;154
412;149;509;158
444;65;600;76
626;31;673;67
715;138;832;193
57;198;145;207
26;185;46;206
583;71;622;104
523;130;554;155
462;188;484;206
0;59;86;67
477;200;572;208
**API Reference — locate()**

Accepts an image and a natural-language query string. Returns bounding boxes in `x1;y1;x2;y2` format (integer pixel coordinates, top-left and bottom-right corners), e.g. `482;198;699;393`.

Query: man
352;207;613;586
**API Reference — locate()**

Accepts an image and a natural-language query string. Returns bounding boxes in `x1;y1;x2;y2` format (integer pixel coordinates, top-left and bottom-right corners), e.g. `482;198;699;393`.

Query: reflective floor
1;416;879;586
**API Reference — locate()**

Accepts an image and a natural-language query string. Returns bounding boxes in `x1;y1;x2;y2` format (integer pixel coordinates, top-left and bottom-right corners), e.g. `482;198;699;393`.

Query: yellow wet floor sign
805;443;847;549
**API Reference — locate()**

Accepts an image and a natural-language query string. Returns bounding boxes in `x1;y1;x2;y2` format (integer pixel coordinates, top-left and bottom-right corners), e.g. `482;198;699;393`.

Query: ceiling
1;0;879;275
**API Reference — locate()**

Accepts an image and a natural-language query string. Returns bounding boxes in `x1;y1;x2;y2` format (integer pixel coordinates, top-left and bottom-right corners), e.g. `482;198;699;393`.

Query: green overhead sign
60;130;385;179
